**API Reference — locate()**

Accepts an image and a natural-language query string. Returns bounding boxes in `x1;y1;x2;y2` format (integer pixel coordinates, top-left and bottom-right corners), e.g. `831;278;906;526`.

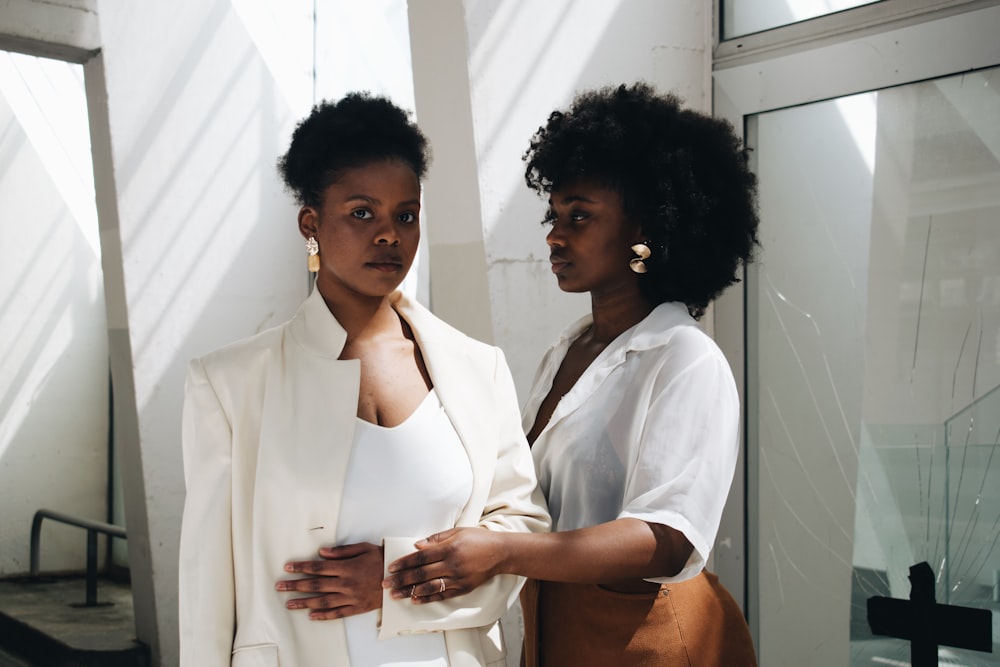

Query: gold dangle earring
629;242;651;274
306;236;320;273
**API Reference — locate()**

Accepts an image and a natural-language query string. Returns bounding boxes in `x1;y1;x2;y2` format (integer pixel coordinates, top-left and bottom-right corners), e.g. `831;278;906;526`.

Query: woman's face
545;180;644;297
299;159;421;302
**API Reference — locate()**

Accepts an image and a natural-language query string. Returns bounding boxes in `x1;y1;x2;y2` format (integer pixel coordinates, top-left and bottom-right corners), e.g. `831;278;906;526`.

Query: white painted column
408;1;495;344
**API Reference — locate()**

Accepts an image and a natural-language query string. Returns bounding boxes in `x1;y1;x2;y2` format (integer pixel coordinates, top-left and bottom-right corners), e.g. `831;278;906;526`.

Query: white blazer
179;286;550;667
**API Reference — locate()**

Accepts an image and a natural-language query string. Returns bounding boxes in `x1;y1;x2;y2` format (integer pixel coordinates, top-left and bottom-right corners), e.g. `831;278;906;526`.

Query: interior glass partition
746;65;1000;665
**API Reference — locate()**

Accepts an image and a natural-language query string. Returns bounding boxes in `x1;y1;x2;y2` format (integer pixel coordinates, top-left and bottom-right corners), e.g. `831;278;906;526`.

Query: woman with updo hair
385;83;759;666
178;92;549;667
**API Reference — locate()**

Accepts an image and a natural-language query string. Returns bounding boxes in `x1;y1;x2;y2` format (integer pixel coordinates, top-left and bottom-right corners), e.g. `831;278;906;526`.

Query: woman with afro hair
385;83;759;666
178;92;549;667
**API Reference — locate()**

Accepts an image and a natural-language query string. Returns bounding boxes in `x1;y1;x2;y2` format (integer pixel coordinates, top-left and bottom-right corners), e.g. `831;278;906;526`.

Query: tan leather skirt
521;571;757;666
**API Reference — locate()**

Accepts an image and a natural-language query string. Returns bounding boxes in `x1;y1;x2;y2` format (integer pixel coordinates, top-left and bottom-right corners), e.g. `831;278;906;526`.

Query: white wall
0;52;108;576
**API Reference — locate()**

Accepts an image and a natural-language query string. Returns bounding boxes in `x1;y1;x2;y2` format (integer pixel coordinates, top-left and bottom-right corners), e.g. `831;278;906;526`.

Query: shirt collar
549;301;696;357
532;301;698;433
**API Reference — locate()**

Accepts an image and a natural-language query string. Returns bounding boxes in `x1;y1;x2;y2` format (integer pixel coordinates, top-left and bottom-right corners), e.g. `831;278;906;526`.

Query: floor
0;576;148;667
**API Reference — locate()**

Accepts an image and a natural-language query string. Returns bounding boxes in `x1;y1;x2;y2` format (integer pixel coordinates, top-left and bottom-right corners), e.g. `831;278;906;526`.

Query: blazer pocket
231;642;279;667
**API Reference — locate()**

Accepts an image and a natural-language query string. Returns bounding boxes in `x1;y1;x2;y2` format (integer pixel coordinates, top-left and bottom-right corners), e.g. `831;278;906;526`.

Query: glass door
746;66;1000;665
711;3;1000;664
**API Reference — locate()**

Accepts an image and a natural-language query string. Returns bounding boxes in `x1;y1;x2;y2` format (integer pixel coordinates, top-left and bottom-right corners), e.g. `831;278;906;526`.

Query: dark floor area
0;576;147;667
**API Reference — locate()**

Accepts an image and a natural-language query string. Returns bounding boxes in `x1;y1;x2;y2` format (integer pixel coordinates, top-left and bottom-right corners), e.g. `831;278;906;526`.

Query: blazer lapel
254;288;360;560
394;295;496;526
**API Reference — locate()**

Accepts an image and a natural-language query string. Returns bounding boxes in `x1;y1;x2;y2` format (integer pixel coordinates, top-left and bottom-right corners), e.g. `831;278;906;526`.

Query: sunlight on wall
0;52;99;257
468;0;622;257
229;0;313;116
0;261;77;457
0;50;108;574
0;51;103;455
317;0;415;109
117;7;300;390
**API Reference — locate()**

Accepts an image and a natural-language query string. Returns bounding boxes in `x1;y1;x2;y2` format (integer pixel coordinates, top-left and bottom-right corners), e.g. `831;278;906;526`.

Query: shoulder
629;303;722;358
191;321;286;381
624;304;734;394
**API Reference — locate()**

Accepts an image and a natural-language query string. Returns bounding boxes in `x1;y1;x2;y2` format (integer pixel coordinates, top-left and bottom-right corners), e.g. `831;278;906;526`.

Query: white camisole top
336;389;473;666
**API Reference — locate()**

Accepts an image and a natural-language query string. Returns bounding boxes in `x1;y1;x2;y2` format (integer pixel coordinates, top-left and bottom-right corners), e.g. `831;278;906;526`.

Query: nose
546;224;565;248
375;223;400;246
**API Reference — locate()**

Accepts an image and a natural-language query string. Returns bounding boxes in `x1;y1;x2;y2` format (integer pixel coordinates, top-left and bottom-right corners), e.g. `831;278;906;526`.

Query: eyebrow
344;195;422;208
549;194;598;206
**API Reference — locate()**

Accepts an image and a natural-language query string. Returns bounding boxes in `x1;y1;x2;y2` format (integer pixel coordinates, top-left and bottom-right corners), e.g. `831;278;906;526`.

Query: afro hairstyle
524;82;759;318
277;92;430;208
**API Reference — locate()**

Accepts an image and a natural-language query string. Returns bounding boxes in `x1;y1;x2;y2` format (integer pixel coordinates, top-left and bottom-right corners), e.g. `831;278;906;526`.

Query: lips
549;254;570;274
366;255;404;272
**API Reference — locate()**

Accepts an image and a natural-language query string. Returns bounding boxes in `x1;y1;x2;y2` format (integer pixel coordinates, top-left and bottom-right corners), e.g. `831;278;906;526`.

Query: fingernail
284;563;294;572
390;590;406;600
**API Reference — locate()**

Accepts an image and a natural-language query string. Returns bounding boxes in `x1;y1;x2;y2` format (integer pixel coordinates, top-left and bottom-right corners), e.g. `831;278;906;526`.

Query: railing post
28;509;127;606
85;529;98;606
30;513;43;576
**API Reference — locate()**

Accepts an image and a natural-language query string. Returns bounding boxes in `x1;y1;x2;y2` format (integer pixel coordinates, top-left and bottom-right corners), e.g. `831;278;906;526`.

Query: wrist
494;531;517;577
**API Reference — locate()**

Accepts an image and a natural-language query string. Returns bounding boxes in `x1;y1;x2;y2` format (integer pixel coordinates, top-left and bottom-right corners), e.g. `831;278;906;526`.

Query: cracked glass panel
747;67;1000;665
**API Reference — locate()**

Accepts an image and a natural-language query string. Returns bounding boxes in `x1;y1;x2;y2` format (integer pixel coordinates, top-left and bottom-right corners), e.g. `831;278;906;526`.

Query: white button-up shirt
523;301;740;583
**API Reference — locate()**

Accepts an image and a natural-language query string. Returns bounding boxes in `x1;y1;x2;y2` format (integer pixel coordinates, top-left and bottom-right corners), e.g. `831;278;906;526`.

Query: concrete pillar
408;1;494;343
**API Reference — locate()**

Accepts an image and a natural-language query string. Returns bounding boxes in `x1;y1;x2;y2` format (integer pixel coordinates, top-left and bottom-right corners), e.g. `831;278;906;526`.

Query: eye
540;209;556;226
569;210;588;223
398;211;417;224
351;209;373;220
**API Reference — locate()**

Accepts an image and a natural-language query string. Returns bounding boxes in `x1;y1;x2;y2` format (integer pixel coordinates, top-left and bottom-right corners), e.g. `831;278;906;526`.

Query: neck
317;284;404;342
588;289;655;344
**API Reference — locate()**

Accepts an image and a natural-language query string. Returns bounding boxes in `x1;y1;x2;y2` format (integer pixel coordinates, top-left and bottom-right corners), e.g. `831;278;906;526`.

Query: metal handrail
30;509;127;607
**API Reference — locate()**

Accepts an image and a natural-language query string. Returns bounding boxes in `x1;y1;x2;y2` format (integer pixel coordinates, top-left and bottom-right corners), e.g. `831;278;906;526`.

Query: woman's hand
276;541;383;620
382;527;505;604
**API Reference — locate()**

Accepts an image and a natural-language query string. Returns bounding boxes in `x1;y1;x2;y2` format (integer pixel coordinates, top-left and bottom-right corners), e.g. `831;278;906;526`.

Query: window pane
723;0;882;39
747;66;1000;665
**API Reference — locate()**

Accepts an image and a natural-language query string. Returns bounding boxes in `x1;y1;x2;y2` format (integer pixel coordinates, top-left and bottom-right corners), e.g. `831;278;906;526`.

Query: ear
298;206;319;239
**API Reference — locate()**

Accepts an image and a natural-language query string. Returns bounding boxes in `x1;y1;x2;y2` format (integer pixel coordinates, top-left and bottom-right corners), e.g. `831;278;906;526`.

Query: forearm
497;518;692;584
